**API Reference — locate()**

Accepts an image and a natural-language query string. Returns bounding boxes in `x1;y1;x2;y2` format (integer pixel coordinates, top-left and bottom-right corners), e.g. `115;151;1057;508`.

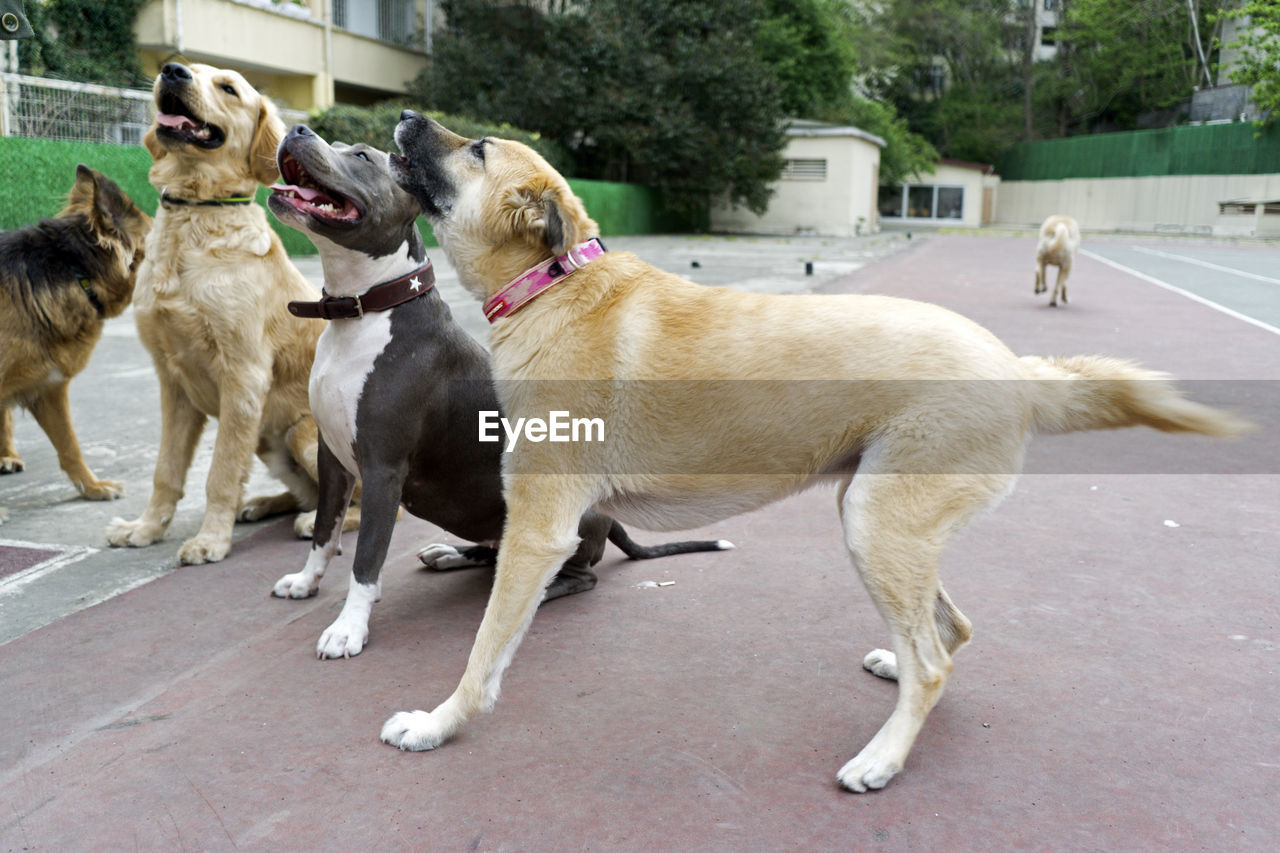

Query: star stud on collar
409;276;423;291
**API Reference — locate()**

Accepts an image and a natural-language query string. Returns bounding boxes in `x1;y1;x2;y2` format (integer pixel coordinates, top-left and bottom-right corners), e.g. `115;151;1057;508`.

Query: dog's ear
143;126;166;163
249;96;285;186
514;182;583;257
89;169;134;236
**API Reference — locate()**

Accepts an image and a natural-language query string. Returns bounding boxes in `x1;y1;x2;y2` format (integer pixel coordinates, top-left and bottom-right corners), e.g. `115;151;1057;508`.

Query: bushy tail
1046;223;1069;254
1020;355;1254;437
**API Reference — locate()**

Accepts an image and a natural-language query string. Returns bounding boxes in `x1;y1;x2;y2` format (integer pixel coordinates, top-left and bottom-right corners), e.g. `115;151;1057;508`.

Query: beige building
134;0;439;111
711;120;886;237
878;159;1000;228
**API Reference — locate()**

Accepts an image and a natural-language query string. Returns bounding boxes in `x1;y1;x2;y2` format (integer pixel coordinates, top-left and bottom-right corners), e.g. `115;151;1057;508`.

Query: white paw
272;571;319;599
105;516;164;548
293;510;316;539
177;533;230;565
836;748;902;793
863;648;899;681
316;611;370;659
380;710;448;751
416;544;474;570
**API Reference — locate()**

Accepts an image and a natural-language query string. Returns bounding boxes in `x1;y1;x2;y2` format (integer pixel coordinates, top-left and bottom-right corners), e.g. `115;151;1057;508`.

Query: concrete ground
1;230;1277;850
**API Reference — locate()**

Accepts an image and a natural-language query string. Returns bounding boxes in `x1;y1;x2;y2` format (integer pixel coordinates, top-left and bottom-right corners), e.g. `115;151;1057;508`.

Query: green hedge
0;136;694;254
997;123;1280;181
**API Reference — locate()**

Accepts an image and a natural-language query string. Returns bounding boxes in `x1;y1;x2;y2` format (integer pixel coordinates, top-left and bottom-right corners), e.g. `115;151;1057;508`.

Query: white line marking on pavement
0;538;97;597
1081;249;1280;338
1129;245;1280;286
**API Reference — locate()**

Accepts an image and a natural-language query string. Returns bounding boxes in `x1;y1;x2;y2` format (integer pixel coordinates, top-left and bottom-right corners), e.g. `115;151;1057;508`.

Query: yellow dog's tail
1020;354;1254;437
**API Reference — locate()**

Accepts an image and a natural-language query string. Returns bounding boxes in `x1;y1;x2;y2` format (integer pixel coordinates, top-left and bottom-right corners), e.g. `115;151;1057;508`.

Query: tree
414;0;787;217
18;0;148;87
1053;0;1218;132
861;0;1026;163
1218;0;1280;123
757;0;937;183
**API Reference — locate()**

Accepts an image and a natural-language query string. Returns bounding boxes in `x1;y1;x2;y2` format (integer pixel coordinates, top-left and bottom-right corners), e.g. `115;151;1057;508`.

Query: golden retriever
382;112;1250;792
106;63;346;565
1;165;150;521
1034;214;1081;306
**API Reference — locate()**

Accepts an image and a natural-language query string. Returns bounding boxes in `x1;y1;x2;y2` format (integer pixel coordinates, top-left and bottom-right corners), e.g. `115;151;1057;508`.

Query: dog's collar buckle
287;261;435;321
483;237;607;323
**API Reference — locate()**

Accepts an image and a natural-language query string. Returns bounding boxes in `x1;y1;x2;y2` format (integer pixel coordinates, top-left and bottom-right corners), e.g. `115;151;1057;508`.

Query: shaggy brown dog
106;63;353;564
0;165;150;522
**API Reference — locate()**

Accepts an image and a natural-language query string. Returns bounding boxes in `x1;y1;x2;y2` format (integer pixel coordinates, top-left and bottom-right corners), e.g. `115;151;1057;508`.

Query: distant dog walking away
1034;214;1080;307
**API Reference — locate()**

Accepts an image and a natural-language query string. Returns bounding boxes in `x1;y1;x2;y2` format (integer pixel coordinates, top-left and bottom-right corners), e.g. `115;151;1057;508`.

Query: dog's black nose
400;110;419;123
161;63;192;83
290;124;312;137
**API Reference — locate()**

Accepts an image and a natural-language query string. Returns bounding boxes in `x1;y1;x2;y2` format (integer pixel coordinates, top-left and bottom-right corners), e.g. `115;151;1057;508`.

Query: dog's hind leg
834;461;1007;793
30;380;121;500
273;437;354;601
0;406;23;473
1034;262;1046;295
543;510;610;601
1051;263;1070;307
381;475;594;750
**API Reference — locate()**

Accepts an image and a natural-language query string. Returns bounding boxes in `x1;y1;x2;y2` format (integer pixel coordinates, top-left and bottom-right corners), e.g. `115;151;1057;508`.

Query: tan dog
1034;214;1081;306
1;165;150;521
106;63;347;565
383;113;1250;792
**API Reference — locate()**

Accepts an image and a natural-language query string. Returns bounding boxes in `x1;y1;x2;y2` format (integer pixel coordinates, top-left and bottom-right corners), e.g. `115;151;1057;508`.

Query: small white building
711;120;886;237
877;159;1001;228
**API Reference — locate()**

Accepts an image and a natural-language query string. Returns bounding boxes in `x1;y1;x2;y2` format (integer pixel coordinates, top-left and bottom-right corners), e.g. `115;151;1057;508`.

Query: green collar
161;193;254;207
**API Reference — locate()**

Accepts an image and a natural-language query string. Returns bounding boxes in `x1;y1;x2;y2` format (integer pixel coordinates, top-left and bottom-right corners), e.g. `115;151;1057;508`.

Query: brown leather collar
288;262;435;320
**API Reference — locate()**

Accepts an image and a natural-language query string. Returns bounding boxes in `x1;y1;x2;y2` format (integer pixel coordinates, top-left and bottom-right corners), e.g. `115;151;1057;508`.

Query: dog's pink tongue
156;113;196;129
270;183;324;201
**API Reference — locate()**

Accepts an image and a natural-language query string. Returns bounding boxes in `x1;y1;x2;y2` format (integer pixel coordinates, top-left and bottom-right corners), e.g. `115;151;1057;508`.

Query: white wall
711;134;882;237
995;174;1280;233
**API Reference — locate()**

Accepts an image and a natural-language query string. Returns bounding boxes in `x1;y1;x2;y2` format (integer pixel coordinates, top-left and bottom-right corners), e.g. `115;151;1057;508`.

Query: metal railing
0;73;152;145
0;72;309;146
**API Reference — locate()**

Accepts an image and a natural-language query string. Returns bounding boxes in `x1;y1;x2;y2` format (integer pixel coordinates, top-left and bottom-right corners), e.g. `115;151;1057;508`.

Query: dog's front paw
317;612;369;659
0;455;24;474
836;747;902;793
105;517;164;548
177;534;230;565
380;710;450;751
272;571;319;599
78;478;123;501
293;510;316;539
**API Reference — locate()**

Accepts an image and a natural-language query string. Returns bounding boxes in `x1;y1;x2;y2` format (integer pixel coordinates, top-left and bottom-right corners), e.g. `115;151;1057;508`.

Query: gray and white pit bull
265;124;731;659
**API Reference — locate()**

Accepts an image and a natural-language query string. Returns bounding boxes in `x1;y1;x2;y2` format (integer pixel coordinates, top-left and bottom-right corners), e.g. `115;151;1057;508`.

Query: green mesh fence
997;123;1280;181
0;136;694;254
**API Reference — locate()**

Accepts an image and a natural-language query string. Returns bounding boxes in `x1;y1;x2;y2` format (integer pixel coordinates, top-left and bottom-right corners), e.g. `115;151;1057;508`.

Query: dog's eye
354;151;370;162
471;140;486;162
220;84;238;97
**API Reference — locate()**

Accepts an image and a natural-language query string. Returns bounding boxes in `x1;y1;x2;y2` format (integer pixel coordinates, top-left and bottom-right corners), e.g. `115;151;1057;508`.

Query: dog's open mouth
270;150;362;224
155;92;225;149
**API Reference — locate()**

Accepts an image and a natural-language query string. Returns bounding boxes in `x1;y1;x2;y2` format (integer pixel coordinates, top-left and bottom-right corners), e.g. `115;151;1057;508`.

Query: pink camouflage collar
482;237;608;323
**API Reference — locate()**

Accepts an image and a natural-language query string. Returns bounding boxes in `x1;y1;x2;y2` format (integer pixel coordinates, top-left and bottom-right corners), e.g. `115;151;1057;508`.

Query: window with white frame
878;184;965;220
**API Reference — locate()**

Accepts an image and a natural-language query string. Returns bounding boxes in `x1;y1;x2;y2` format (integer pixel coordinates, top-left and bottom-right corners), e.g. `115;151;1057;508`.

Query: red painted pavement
1;234;1276;850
